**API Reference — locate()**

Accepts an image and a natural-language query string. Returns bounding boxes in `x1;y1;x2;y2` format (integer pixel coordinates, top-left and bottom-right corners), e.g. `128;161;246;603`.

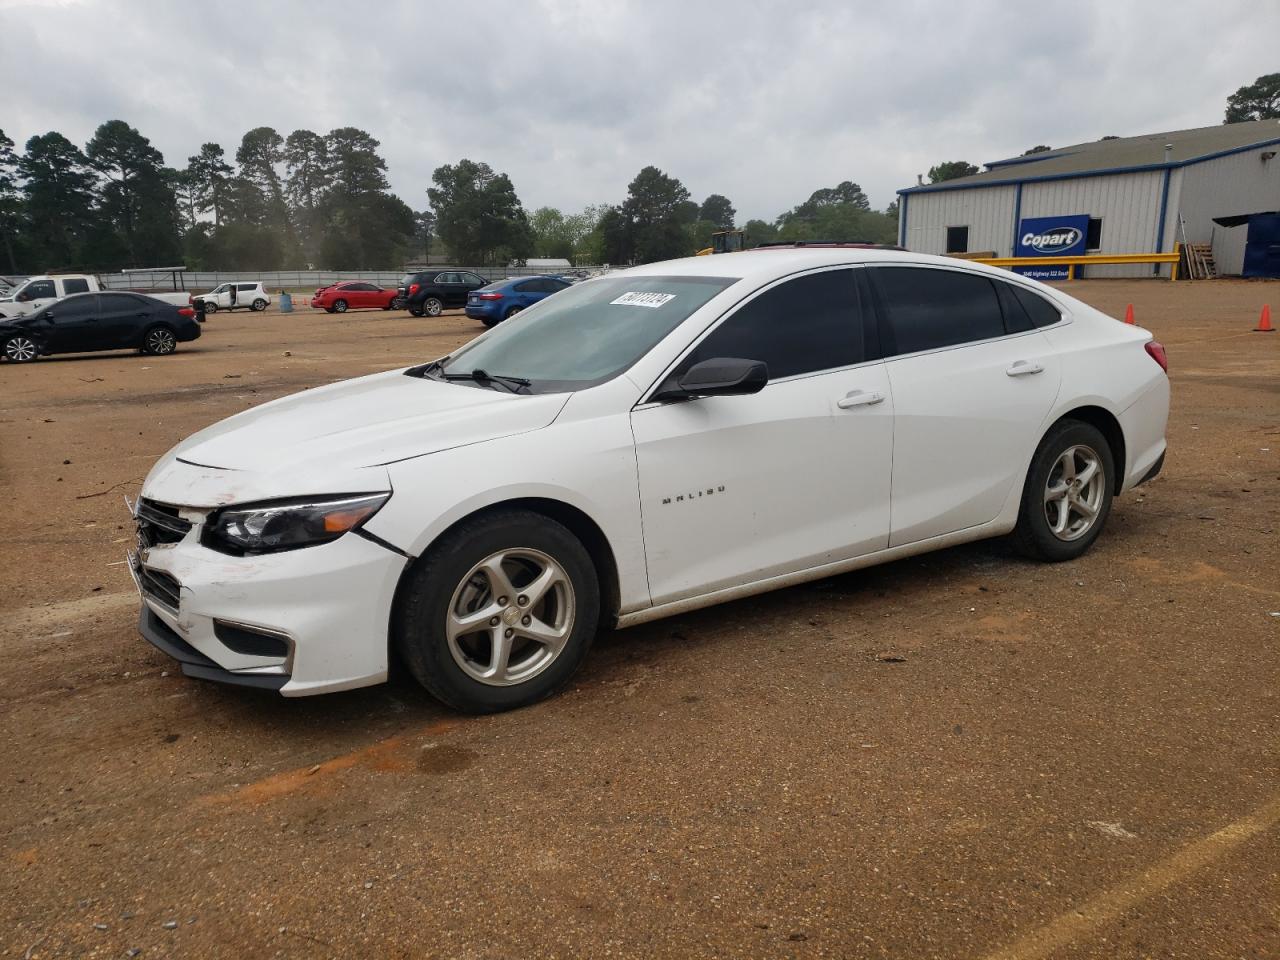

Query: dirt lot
2;281;1278;959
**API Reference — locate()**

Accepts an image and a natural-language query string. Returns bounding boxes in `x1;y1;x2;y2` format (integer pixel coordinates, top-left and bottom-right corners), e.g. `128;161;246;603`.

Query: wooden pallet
1184;243;1218;280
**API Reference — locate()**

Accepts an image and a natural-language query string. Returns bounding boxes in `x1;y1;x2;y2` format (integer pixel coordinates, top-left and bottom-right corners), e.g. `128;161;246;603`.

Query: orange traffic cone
1124;304;1135;325
1255;304;1274;333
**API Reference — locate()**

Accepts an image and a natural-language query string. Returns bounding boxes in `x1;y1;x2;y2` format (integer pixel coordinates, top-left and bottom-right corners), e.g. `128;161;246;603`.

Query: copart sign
1014;214;1089;281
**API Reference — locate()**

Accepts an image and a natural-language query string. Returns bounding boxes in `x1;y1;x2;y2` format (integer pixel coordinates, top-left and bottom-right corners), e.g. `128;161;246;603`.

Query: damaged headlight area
202;493;390;555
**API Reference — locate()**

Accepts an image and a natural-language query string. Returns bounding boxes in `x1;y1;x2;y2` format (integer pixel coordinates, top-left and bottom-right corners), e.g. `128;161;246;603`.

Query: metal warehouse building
897;119;1280;278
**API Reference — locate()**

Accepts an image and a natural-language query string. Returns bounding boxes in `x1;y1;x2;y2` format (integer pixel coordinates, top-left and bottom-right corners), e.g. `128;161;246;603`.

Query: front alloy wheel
394;509;600;713
446;549;574;686
3;335;38;362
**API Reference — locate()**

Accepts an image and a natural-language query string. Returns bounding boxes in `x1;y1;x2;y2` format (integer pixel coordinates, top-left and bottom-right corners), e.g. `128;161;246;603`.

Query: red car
310;281;398;313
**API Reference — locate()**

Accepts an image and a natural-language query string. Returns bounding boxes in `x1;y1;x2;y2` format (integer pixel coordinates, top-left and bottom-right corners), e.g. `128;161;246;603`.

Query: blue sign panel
1014;214;1089;280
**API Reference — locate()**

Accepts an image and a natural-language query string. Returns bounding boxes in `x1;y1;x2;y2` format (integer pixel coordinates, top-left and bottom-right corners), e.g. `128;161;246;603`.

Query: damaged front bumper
129;497;409;697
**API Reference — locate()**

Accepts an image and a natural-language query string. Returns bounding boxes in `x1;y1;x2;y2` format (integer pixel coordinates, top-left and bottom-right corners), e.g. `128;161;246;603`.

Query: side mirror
653;357;769;402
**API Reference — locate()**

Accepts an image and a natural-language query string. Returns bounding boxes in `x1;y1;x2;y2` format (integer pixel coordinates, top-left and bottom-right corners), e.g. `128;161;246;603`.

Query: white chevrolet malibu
132;247;1169;712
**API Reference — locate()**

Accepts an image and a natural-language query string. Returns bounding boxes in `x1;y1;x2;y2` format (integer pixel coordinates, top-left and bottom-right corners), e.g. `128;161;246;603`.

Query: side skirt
614;520;1013;630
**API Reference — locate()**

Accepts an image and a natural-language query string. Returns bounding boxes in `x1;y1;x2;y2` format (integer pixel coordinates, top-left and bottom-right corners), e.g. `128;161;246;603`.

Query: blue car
464;275;571;326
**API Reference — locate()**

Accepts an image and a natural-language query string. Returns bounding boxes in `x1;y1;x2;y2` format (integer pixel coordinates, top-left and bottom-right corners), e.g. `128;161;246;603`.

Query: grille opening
213;621;290;659
138;567;181;611
137;498;192;547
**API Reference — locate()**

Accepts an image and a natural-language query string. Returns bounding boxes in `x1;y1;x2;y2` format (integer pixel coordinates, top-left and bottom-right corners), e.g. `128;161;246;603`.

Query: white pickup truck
0;273;192;319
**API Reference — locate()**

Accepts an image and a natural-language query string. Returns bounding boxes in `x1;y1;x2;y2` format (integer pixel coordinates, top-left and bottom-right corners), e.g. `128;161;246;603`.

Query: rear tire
505;305;524;321
481;317;501;328
141;325;178;356
423;297;444;317
333;299;348;313
393;510;600;713
1012;419;1115;562
251;298;268;311
3;334;39;363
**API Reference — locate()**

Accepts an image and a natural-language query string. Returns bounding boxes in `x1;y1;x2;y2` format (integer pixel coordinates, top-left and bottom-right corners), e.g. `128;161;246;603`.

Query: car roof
617;247;1027;285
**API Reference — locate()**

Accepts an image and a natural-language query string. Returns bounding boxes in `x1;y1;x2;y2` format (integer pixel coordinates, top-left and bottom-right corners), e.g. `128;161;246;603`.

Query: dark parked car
0;292;201;363
397;270;489;317
464;275;571;326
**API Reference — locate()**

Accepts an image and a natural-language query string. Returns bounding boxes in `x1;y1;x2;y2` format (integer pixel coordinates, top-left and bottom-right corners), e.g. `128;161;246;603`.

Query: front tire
394;510;601;713
141;325;178;356
3;334;39;363
201;302;217;316
1012;419;1114;562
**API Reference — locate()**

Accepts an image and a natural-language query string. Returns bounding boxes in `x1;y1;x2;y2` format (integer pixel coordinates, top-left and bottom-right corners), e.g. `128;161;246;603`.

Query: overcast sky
4;0;1277;221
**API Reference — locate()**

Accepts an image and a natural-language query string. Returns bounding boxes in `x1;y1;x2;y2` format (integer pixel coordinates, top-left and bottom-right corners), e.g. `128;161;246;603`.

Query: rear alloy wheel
394;509;600;713
423;297;444;317
1013;420;1114;562
202;301;217;315
3;335;38;363
141;325;177;356
505;305;524;321
251;298;268;311
333;299;348;313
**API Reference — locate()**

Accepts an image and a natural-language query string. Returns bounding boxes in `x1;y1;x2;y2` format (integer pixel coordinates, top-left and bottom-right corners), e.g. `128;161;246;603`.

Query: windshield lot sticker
610;291;675;309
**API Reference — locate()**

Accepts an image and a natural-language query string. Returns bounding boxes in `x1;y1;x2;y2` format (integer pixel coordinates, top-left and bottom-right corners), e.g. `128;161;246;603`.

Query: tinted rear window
62;278;91;295
1011;285;1063;328
872;267;1005;356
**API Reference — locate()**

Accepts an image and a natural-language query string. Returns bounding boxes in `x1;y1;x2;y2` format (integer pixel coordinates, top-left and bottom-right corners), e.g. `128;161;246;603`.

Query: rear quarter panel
1038;305;1169;488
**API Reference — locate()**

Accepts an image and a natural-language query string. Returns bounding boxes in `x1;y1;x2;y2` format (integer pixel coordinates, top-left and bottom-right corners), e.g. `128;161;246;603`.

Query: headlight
203;493;390;555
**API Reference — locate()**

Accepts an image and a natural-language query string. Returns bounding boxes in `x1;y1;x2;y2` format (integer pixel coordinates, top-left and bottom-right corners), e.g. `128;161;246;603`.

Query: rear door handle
837;390;886;409
1006;360;1044;377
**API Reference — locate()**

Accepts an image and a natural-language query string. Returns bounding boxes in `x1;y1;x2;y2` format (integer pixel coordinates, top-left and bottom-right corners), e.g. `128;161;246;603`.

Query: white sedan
131;247;1169;712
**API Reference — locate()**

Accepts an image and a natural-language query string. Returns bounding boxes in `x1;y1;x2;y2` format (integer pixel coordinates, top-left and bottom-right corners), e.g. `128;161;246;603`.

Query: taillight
1145;340;1168;373
178;306;195;318
477;292;504;300
409;283;420;295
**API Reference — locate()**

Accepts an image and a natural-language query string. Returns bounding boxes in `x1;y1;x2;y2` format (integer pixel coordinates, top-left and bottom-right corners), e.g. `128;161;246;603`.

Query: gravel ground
1;280;1277;959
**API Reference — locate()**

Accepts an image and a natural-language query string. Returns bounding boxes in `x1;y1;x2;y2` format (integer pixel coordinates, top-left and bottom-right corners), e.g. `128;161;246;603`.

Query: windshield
438;275;738;392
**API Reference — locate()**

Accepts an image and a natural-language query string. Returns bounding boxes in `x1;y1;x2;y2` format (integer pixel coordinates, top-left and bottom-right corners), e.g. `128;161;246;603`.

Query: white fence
98;267;602;293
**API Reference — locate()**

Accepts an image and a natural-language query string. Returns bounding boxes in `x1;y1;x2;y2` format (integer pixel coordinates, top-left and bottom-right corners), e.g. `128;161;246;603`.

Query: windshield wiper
440;368;531;394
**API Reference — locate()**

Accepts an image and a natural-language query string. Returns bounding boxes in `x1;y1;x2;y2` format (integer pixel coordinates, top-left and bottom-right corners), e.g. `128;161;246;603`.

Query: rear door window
681;268;865;380
62;278;91;295
870;266;1006;357
1010;284;1064;328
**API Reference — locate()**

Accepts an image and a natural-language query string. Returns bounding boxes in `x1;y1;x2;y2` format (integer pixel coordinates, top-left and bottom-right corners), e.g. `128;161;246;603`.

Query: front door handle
1006;360;1044;377
837;390;886;409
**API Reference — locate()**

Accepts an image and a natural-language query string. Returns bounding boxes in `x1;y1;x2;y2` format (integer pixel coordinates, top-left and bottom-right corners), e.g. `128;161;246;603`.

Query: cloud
3;0;1277;220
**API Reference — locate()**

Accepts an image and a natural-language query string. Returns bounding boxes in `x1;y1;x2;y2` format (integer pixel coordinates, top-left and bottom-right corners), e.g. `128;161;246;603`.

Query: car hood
143;369;570;506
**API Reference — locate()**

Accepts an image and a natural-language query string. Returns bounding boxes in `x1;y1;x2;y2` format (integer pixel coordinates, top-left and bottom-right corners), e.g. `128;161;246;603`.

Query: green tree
0;129;22;272
927;161;979;183
742;217;778;246
19;132;97;269
428;159;533;264
85;120;181;265
235;127;291;249
284;129;329;261
698;193;736;230
1022;145;1053;155
530;206;574;260
186;143;233;226
620;166;692;263
1225;72;1280;122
